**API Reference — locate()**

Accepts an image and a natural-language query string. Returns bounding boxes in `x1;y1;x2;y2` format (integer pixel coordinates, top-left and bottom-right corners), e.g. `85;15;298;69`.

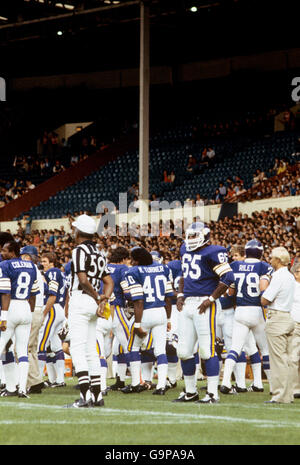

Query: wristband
1;310;7;321
208;295;215;303
177;293;184;298
134;322;141;328
167;318;171;323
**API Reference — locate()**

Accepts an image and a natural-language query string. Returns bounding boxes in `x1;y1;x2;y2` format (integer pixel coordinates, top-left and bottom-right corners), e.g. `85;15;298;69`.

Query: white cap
72;214;96;235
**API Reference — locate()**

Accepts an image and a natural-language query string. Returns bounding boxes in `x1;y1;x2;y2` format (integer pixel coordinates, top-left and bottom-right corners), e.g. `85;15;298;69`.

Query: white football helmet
185;222;210;252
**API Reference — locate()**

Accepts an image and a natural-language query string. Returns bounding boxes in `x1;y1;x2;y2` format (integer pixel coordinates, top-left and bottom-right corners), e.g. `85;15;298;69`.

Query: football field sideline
1;400;300;429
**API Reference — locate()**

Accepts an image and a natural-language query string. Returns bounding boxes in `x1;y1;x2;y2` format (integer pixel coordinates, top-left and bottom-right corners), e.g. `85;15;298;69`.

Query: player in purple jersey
0;232;15;395
220;239;273;394
174;222;234;404
122;247;173;395
105;247;132;392
0;241;39;398
37;252;66;387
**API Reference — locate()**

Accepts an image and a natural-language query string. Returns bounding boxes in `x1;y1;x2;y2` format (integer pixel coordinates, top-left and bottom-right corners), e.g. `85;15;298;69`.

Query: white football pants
68;292;100;376
177;297;219;361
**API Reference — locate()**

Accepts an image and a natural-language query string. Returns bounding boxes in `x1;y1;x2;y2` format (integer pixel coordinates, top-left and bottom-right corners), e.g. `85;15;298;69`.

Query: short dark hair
3;241;20;257
0;232;14;248
77;230;95;240
131;247;153;266
109;247;130;263
42;252;57;266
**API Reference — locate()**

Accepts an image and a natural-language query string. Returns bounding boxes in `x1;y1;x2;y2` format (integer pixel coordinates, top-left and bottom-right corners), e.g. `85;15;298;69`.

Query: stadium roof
0;0;299;77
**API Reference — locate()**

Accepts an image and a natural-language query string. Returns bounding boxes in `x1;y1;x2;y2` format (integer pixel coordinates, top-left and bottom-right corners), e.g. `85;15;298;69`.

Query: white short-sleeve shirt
262;266;295;312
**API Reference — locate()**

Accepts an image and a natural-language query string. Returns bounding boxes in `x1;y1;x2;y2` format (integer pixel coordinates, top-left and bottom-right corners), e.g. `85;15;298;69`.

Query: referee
64;215;114;409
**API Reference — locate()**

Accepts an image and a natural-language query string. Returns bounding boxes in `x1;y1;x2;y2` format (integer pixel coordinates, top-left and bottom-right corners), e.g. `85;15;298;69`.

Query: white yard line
0;402;300;428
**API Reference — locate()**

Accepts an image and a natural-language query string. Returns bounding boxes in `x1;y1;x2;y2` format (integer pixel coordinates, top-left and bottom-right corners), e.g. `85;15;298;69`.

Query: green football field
0;377;300;446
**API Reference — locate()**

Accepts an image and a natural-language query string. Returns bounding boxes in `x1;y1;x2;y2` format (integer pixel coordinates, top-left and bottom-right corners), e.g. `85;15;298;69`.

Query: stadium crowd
4;206;300;270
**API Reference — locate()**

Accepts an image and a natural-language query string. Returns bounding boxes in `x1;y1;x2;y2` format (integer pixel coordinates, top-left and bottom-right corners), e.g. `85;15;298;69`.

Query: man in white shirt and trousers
261;247;295;404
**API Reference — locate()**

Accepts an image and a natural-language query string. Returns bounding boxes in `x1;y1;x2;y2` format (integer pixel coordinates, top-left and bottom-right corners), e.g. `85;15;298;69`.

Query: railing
0;131;138;221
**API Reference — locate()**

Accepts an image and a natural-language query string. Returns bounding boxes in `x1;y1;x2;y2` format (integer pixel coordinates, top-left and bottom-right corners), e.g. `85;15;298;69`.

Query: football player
174;222;234;404
165;258;182;388
220;239;273;394
0;232;16;395
105;247;132;391
0;241;39;398
217;245;263;392
122;247;173;395
37;252;66;387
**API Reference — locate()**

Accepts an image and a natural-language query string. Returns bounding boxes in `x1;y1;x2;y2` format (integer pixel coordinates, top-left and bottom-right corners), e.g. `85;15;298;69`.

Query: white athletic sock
18;361;29;393
194;363;200;383
251;363;263;388
141;362;153;382
100;366;107;391
184;374;197;394
117;363;127;382
156;363;168;390
222;358;236;387
112;360;118;378
46;362;57;384
167;362;177;384
130;361;141;386
0;361;4;384
14;362;20;387
235;362;247;389
207;375;219;398
55;360;65;384
3;363;16;392
264;369;273;392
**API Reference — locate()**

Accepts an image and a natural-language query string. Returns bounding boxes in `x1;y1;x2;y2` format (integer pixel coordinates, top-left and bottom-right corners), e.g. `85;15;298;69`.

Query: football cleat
63;398;92;409
27;382;45;394
143;381;156;391
91;399;105;407
172;391;199;403
234;384;247;393
165;378;177;390
121;384;148;394
101;388;109;397
43;380;54;388
196;392;219;404
294;393;300;399
108;377;125;391
18;391;30;399
152;388;166;395
220;384;232;395
247;384;264;393
51;382;66;388
0;389;18;397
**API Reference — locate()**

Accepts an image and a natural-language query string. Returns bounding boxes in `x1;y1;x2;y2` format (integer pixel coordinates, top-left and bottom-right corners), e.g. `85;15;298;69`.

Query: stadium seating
24;116;300;219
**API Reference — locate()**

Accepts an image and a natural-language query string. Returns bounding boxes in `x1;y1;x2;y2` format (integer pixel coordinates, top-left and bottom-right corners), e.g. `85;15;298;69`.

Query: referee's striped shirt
70;241;110;294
